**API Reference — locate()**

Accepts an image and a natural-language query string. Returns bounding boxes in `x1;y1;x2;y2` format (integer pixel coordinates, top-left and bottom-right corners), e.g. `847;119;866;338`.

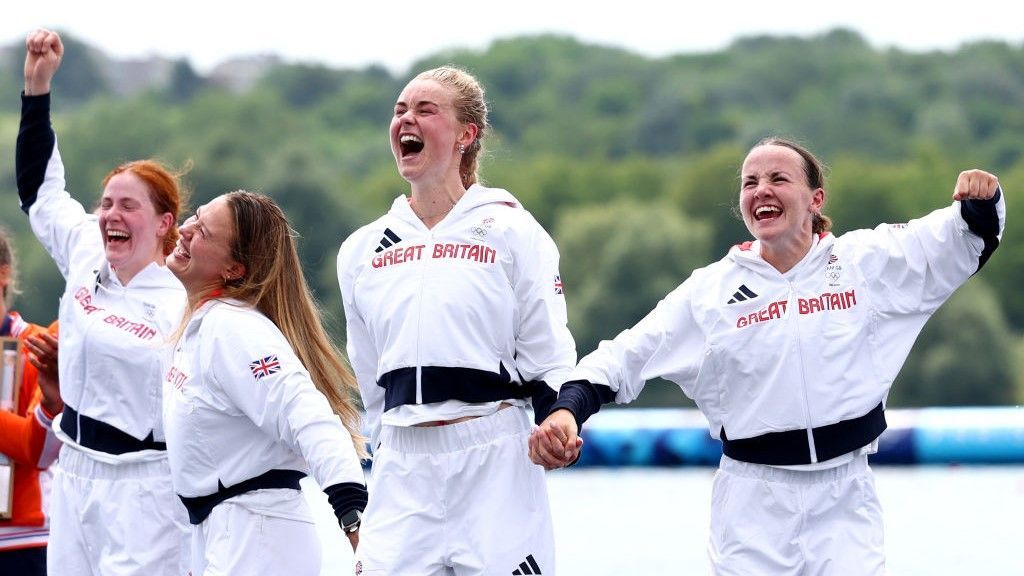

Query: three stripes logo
512;554;542;575
375;228;402;253
726;284;758;304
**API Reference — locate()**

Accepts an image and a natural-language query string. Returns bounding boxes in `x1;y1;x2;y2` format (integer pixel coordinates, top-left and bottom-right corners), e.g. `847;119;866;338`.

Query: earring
458;143;466;154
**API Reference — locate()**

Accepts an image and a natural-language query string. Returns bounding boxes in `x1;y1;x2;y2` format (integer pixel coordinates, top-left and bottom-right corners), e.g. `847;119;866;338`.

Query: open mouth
399;134;424;157
106;229;131;244
754;205;782;221
172;241;191;261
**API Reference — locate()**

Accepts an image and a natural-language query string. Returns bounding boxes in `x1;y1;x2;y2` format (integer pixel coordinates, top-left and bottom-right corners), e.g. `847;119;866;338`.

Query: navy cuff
548;379;615;430
960;186;1002;272
324;482;368;529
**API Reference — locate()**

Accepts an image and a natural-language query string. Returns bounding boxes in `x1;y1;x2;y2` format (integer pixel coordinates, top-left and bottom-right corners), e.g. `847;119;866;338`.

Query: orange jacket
0;313;59;550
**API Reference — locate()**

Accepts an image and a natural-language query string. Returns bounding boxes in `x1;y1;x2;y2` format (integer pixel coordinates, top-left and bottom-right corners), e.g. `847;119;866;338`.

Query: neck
410;183;465;228
188;286;224;311
759;234;814;274
113;255;165;286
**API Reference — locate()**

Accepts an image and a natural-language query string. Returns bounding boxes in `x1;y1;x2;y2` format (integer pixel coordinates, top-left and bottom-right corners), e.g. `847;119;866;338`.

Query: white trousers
355;406;555;576
47;445;189;576
709;454;886;576
190;488;321;576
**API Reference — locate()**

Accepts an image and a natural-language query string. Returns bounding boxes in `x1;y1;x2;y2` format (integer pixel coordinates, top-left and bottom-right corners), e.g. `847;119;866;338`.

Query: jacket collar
388;184;520;229
727;232;835;277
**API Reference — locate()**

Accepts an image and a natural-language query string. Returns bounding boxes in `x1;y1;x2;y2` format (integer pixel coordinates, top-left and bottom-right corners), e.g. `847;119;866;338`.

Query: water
305;465;1024;575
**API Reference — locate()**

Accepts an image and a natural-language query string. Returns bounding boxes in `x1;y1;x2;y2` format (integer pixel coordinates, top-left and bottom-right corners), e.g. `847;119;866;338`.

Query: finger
38;332;59;349
26;354;46;371
24;340;54;364
546;420;569;444
27;29;51;53
955;169;999;200
531;432;568;469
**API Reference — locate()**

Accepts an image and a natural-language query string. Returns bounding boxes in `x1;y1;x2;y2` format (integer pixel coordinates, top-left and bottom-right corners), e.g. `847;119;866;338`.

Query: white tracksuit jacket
337;184;576;442
565;193;1004;464
17;93;185;463
163;300;366;521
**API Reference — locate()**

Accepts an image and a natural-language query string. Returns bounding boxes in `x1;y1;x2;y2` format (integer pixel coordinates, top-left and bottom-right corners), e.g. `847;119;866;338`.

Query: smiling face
166;196;244;299
97;172;173;284
739;144;825;268
390;78;475;188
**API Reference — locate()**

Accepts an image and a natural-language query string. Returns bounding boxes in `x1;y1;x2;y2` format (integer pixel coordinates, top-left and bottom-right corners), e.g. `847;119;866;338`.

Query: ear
224;262;246;283
458;122;479;149
810;187;825;212
157;212;174;239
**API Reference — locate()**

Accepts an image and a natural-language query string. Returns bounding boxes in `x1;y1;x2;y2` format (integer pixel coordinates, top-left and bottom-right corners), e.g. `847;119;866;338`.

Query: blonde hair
415;66;490;189
180;191;366;458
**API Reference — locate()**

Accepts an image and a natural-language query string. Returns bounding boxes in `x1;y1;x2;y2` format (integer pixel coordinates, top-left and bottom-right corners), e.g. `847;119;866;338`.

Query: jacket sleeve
509;216;578;407
337;240;384;446
0;342;48;468
553;276;708;425
204;313;366;513
844;189;1005;316
16;93;100;279
0;399;47;468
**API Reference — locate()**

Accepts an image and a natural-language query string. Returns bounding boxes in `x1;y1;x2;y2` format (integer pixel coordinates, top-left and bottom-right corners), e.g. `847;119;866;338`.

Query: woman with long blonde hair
165;190;367;576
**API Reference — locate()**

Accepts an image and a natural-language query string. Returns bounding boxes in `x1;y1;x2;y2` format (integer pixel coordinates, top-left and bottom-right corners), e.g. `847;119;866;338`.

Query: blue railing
575;407;1024;467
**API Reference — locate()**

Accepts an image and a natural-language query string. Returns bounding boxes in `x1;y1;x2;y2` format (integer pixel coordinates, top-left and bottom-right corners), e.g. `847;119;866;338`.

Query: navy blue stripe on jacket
379;364;555;424
16;93;55;214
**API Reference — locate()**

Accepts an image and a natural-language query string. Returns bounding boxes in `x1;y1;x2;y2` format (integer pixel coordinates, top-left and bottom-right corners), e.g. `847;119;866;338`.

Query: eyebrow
395;99;440;109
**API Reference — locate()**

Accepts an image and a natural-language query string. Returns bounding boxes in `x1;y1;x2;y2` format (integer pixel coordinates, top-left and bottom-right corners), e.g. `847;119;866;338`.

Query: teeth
400;134;422;144
755;206;781;217
107;230;130;239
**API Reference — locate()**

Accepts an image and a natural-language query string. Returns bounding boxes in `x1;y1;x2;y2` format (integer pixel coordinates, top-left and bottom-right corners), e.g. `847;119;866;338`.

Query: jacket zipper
414;232;434;405
788;280;818;463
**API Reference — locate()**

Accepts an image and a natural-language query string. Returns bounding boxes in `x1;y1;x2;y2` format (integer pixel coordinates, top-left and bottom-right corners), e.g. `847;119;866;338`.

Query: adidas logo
726;284;758;304
374;228;402;253
512;554;542;575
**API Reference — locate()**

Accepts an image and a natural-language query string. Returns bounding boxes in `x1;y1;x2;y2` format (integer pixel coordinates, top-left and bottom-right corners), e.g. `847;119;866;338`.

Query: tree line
1;28;1022;407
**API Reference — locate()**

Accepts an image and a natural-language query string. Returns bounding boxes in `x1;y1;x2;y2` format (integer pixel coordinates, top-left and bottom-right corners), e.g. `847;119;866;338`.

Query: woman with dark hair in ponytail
531;137;1005;575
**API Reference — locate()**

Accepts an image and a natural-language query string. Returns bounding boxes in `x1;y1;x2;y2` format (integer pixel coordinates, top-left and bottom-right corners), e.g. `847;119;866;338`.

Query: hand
346;530;359;552
952;169;999;201
24;28;64;96
25;332;61;416
528;409;583;470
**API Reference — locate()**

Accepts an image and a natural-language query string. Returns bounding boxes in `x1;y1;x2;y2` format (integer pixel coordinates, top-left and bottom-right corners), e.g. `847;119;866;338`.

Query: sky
5;1;1023;74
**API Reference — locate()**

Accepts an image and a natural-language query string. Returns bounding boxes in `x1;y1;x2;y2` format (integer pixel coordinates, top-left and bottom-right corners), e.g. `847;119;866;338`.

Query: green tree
891;280;1016;406
555;200;712;356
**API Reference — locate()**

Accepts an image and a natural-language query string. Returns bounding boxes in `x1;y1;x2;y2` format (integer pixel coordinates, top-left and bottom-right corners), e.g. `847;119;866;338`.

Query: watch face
341;509;362;532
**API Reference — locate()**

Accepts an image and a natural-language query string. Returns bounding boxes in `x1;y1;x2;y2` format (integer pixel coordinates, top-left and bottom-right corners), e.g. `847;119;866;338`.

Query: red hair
102;160;190;255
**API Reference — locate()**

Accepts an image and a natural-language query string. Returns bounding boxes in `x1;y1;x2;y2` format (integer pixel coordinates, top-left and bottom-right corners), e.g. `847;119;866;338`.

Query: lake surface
305;464;1024;575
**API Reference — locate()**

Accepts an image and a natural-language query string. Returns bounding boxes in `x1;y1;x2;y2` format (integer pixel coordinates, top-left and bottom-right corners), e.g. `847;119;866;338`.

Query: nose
753;179;771;198
179;217;196;239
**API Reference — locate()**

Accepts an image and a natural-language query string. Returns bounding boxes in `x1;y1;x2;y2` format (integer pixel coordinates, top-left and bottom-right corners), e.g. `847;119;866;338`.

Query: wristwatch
340;508;362;533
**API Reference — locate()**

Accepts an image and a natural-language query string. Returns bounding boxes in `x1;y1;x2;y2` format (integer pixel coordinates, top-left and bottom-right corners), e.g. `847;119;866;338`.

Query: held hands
24;28;64;96
528;409;583;470
24;332;62;416
953;169;1000;201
